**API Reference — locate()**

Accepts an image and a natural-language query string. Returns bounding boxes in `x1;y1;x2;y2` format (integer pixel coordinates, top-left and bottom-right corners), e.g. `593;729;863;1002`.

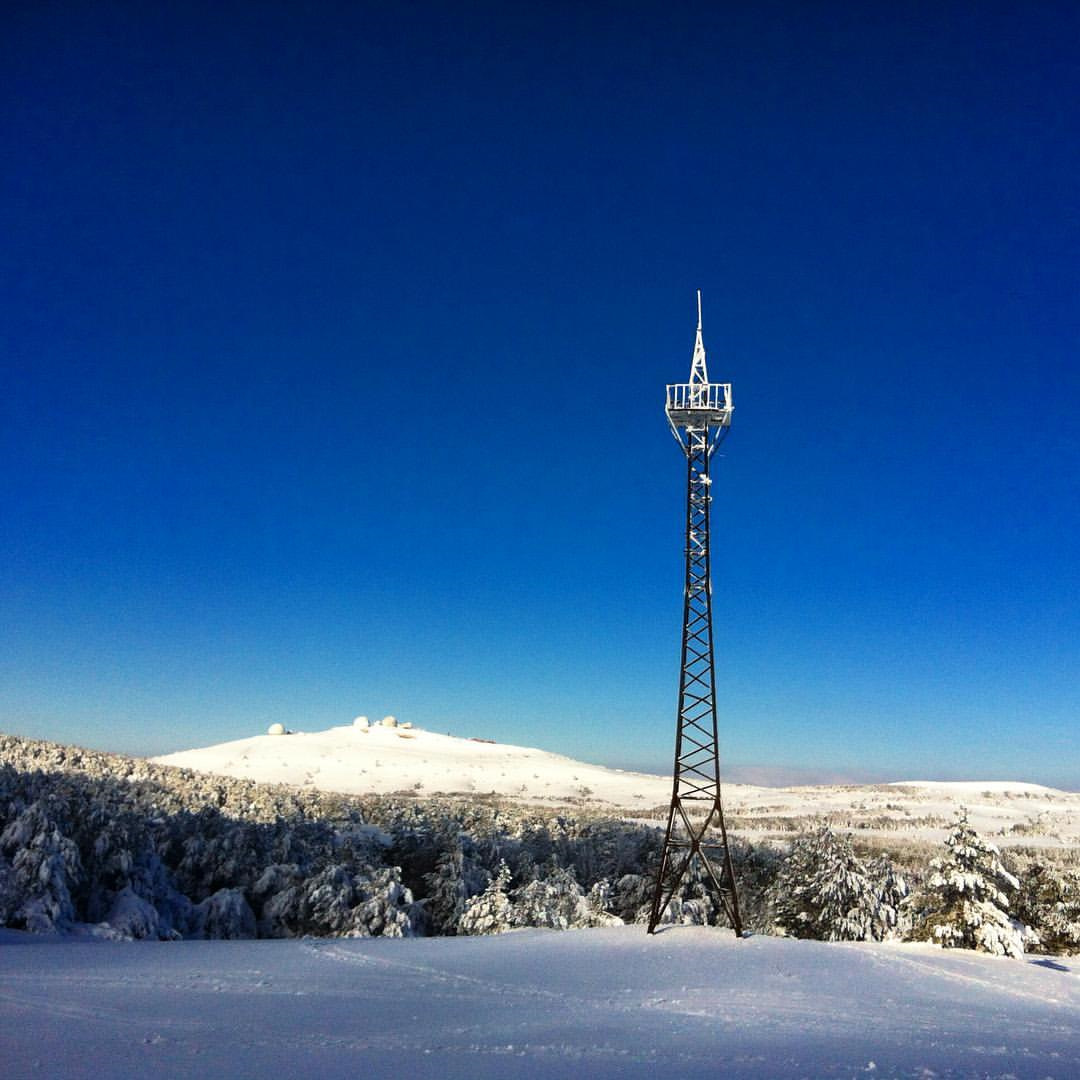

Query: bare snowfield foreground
1;925;1077;1079
152;723;1080;847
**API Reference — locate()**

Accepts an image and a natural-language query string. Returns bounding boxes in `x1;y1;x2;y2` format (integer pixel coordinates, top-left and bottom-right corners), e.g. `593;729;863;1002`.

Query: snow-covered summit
152;723;672;807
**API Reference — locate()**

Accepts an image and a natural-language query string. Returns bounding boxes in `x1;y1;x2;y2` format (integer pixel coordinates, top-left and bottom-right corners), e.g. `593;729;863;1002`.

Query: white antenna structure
664;291;733;451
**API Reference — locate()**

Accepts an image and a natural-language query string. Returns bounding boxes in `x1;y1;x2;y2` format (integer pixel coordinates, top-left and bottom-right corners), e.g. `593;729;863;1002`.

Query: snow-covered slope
889;779;1060;794
2;925;1077;1079
153;723;672;806
152;723;1080;846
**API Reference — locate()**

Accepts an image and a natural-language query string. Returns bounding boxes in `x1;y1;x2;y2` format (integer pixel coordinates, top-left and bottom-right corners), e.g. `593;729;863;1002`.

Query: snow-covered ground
152;723;1080;847
1;925;1077;1079
724;779;1080;849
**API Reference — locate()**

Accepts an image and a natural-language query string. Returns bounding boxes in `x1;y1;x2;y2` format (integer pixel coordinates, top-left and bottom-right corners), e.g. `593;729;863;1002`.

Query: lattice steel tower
647;291;743;936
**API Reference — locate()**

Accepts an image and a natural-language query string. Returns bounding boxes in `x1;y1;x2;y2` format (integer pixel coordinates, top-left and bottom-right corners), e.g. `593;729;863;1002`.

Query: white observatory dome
381;715;397;728
266;722;286;736
353;716;369;728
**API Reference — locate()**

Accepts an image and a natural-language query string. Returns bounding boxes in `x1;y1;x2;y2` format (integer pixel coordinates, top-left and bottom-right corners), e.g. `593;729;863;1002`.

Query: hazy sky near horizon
3;3;1078;788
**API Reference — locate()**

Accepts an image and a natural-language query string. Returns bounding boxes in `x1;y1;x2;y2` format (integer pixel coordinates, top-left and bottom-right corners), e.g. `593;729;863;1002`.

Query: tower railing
665;382;733;414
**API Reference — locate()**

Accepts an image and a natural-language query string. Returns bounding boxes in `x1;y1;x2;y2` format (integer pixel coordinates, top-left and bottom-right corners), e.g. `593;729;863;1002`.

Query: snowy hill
2;925;1078;1079
152;722;671;806
152;722;1080;847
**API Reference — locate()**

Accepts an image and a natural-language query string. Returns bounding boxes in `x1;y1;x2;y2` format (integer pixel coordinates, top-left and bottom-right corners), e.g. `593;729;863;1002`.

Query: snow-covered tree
348;867;419;937
0;802;82;933
769;827;899;942
508;861;621;930
191;887;257;939
769;831;819;937
0;856;19;926
645;857;727;928
907;809;1023;957
255;862;419;938
674;872;724;926
103;886;164;940
810;833;880;941
424;845;469;935
560;820;656;887
1013;863;1080;956
586;879;621;925
459;861;514;935
612;872;654;924
866;854;908;941
253;862;303;938
728;839;784;935
81;811;191;939
298;864;362;935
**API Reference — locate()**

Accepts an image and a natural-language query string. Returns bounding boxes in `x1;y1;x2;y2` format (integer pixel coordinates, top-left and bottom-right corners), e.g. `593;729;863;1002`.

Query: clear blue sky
2;3;1078;787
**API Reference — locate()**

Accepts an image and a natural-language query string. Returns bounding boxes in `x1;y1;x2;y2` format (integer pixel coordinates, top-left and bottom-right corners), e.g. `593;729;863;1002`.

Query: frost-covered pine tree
613;872;654;924
0;802;82;933
645;858;723;928
252;863;303;938
424;845;469;935
508;861;622;930
104;886;166;940
1013;863;1080;956
769;830;819;937
585;879;622;927
297;864;362;935
770;826;881;941
0;855;19;927
459;861;514;935
349;866;419;938
907;809;1023;957
191;887;257;939
811;831;880;941
271;863;419;938
728;839;783;935
672;868;721;926
866;854;908;941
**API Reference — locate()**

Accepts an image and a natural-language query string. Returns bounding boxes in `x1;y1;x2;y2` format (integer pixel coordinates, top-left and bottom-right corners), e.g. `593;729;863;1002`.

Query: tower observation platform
664;290;733;438
664;380;733;430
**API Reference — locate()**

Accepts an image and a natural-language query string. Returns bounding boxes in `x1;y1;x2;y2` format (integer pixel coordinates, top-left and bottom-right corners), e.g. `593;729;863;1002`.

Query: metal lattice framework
647;293;743;936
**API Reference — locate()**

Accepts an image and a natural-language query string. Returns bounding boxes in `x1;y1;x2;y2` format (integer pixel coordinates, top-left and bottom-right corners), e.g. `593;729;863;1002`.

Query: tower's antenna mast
648;293;743;936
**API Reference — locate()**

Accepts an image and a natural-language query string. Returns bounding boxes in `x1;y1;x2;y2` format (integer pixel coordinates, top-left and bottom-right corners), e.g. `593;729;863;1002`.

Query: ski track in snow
2;927;1078;1079
300;938;571;1004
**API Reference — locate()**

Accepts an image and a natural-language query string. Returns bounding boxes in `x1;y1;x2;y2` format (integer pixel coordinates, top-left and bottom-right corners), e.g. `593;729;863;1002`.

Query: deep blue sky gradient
2;2;1078;786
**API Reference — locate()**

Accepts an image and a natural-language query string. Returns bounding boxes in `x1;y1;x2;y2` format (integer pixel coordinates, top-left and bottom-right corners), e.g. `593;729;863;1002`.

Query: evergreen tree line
1;735;1077;955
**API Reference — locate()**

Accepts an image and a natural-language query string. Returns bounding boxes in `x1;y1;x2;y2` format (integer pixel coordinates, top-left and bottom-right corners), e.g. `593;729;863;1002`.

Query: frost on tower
647;291;743;936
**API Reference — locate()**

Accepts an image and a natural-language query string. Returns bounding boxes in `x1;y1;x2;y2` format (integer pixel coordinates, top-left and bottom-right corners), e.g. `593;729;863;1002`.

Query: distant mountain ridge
148;722;1080;847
